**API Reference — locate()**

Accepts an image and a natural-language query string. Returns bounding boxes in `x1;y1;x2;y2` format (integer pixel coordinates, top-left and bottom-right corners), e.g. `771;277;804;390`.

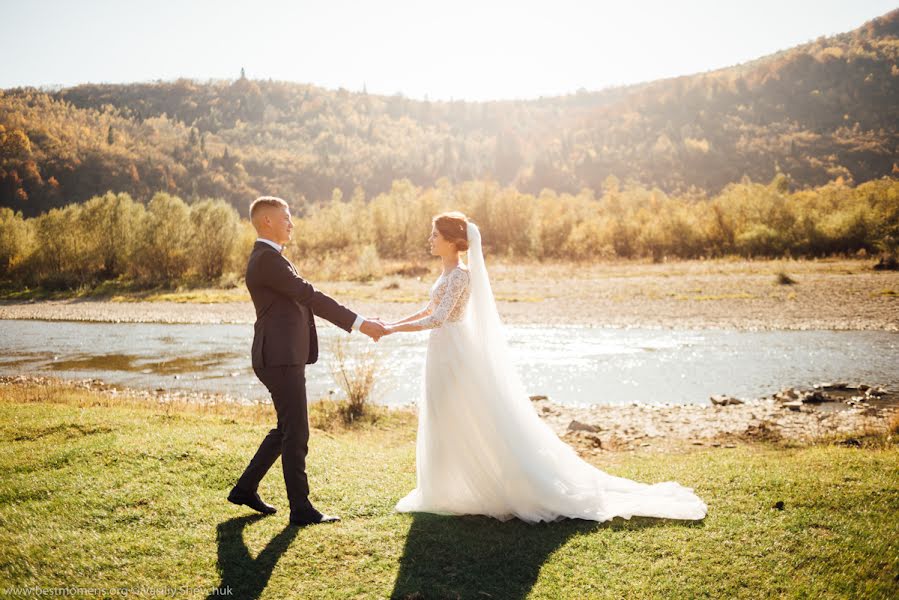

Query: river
1;319;896;406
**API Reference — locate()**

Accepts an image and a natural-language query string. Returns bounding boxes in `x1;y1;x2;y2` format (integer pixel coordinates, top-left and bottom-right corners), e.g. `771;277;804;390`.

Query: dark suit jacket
246;241;357;368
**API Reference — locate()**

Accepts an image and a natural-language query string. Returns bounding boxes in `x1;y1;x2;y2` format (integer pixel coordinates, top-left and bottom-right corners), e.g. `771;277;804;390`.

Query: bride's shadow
206;515;298;600
390;512;686;599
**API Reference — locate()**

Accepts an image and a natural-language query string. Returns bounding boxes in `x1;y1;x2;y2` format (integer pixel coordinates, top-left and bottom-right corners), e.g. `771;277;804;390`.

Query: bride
382;212;707;523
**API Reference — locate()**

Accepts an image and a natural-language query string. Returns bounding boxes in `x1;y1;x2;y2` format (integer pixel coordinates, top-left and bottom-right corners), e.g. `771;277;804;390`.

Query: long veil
462;222;551;424
464;222;517;381
451;221;707;523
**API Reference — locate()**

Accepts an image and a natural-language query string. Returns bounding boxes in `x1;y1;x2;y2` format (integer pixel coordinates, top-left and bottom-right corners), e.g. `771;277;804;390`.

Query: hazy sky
2;0;895;100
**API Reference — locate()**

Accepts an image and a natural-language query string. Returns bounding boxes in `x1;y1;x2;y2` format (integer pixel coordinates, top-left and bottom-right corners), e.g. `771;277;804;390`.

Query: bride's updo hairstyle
433;211;469;252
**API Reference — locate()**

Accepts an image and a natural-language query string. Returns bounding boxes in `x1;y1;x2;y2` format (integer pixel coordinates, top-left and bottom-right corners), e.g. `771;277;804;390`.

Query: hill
0;9;897;216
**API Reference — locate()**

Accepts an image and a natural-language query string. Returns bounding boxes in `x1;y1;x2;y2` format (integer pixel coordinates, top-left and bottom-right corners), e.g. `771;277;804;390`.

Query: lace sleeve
405;269;470;330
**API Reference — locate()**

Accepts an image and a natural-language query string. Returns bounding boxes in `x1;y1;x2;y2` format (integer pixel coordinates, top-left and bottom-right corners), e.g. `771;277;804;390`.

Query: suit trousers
235;365;312;515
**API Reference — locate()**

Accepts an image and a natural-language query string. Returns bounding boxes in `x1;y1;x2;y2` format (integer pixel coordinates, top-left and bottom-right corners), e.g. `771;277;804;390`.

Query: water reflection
0;319;896;406
45;351;237;375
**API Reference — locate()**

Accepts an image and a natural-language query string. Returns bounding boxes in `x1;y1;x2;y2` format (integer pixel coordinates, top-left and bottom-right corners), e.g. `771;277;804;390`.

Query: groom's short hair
250;196;289;219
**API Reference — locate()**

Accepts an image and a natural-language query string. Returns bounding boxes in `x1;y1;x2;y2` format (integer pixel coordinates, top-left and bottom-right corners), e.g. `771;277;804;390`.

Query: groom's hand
360;319;388;341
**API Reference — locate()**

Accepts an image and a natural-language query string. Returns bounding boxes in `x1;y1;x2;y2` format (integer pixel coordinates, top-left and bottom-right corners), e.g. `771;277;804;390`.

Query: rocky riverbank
537;382;899;454
3;375;895;454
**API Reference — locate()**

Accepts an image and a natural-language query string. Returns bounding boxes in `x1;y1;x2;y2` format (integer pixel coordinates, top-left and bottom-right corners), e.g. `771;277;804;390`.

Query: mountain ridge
1;9;896;216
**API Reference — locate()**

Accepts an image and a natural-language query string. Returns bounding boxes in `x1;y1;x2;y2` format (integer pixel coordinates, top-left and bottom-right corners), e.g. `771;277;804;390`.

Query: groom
227;196;387;526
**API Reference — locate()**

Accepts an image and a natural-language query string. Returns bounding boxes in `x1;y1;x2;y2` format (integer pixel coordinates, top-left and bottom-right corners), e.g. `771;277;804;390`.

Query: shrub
776;272;797;285
189;198;241;280
79;192;143;277
0;207;32;277
132;193;192;284
29;204;97;287
328;337;380;425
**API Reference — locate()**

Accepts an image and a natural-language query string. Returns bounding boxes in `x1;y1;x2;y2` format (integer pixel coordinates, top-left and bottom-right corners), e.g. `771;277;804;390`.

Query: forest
1;175;897;288
0;10;897;219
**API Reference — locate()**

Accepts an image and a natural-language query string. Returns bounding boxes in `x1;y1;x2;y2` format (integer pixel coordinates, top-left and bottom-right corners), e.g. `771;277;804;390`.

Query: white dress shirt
256;237;283;253
256;238;364;332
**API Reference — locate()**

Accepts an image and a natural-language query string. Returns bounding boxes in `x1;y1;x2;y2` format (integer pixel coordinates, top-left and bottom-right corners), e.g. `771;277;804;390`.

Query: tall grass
327;338;381;426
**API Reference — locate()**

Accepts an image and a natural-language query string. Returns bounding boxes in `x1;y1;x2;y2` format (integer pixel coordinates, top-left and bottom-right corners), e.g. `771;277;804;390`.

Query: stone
774;389;800;402
584;434;604;449
800;391;828;403
710;395;745;406
823;382;849;390
567;420;599;433
782;401;803;411
529;395;548;402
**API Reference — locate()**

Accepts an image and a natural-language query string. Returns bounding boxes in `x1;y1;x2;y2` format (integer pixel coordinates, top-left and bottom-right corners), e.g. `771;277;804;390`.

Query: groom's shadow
390;512;692;600
206;515;298;600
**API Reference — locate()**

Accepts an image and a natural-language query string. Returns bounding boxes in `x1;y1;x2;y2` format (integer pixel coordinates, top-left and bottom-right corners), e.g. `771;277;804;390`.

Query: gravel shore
2;258;898;330
536;389;898;454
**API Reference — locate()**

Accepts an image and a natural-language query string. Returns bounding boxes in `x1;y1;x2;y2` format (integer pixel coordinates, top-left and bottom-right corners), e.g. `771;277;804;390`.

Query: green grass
0;383;897;599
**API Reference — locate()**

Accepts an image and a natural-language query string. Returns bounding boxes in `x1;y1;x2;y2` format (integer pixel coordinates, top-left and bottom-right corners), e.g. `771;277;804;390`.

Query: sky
2;0;896;101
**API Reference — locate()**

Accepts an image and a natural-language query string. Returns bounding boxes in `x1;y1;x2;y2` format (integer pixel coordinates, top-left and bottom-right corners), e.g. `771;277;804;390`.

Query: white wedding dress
395;223;708;523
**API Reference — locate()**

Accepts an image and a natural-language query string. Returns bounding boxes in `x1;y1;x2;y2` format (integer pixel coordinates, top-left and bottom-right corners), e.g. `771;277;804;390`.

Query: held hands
360;318;391;342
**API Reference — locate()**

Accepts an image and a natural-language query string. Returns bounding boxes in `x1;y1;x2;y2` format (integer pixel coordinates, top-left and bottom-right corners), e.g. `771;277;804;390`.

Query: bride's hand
371;317;395;333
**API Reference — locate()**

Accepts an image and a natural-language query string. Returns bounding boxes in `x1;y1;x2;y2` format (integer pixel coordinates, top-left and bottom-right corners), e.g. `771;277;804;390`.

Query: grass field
1;381;897;599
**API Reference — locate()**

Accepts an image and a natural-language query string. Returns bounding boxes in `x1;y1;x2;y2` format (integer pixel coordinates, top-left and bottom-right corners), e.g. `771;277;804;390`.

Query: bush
189;198;241;280
776;272;797;285
29;204;97;287
371;179;439;259
0;207;32;277
4;175;899;289
355;244;382;281
132;193;192;284
736;224;783;257
80;192;143;277
328;337;380;425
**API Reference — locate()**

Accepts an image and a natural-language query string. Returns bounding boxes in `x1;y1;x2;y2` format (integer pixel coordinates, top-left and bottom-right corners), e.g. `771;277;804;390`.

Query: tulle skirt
395;321;708;523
